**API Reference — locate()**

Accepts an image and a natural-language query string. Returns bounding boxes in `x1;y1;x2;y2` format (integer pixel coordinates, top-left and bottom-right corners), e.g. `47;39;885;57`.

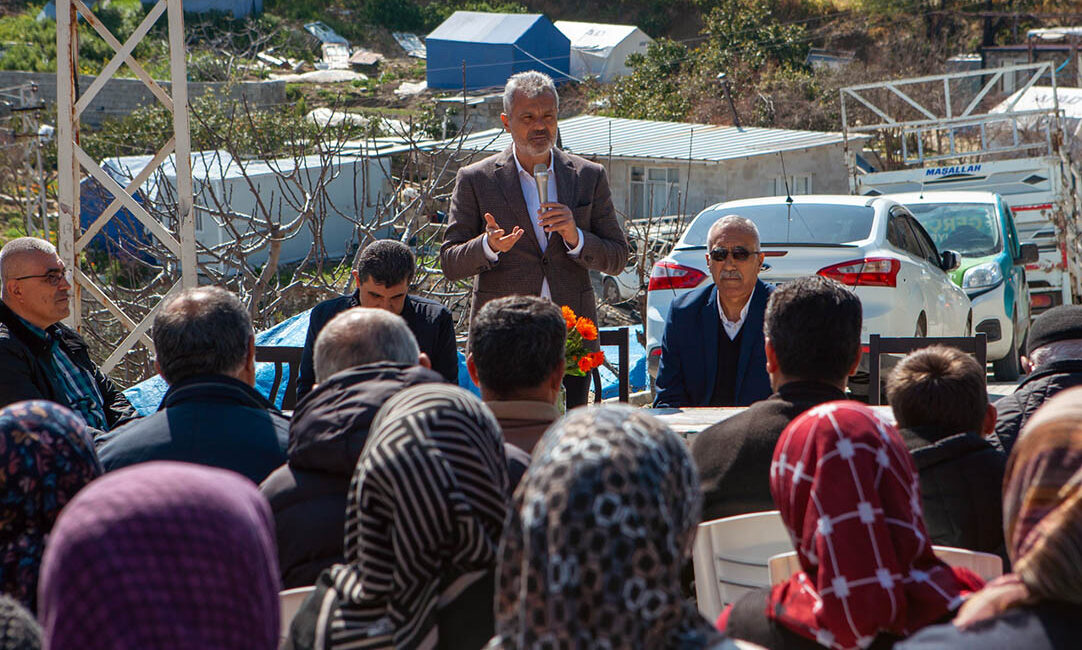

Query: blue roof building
138;0;262;18
425;12;571;91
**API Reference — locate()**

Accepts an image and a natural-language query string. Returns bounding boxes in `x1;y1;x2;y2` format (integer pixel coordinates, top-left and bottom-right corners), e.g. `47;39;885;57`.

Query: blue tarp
139;0;262;18
123;309;644;415
426;12;570;90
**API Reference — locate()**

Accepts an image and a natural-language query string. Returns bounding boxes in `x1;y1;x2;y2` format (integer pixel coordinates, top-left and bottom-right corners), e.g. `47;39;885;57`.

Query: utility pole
717;72;741;128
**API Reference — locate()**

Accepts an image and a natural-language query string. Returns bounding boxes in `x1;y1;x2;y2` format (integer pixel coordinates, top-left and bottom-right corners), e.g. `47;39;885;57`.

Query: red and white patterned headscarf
768;400;978;650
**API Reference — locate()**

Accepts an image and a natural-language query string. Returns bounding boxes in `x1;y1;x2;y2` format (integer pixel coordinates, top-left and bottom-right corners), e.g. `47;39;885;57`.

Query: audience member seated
37;462;281;650
261;307;443;588
721;401;984;650
486;406;736;649
0;237;135;436
297;239;458;401
898;387;1082;650
0;401;100;613
284;384;508;650
654;215;774;408
96;287;288;484
0;594;41;650
995;304;1082;453
692;276;862;521
466;295;565;488
886;346;1007;559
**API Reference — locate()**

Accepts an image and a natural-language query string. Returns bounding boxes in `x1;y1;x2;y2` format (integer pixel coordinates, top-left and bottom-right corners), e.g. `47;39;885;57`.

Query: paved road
988;380;1020;402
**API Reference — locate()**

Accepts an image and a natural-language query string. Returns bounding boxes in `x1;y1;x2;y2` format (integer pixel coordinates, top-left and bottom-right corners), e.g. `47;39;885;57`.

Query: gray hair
1028;339;1082;369
314;307;419;382
708;215;761;247
0;237;57;281
503;71;558;114
153;286;253;384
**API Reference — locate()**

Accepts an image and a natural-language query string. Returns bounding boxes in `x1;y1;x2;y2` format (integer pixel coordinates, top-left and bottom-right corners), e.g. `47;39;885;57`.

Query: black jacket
898;426;1007;559
296;292;458;401
260;362;444;589
994;359;1082;454
0;301;135;435
96;374;289;484
691;381;847;522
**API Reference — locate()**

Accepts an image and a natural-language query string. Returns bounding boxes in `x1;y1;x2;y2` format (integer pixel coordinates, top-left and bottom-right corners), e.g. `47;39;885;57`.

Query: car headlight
962;261;1003;289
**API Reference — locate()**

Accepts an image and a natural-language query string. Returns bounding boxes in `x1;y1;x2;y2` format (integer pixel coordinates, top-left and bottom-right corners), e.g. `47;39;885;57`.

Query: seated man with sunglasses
653;215;774;408
0;237;135;436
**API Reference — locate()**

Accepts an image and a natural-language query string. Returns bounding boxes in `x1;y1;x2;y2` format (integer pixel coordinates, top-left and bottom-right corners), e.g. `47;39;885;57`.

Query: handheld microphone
532;163;549;205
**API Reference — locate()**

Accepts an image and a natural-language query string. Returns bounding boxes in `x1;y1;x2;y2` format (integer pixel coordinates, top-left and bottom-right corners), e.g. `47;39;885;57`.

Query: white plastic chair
279;586;316;640
768;545;1004;586
692;511;794;623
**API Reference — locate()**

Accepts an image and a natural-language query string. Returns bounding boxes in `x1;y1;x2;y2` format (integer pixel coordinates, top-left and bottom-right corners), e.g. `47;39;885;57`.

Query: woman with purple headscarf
37;462;281;650
0;400;101;613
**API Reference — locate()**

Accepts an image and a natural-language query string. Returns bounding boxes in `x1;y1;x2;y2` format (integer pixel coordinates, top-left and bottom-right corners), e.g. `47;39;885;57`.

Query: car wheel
603;277;621;304
992;326;1021;382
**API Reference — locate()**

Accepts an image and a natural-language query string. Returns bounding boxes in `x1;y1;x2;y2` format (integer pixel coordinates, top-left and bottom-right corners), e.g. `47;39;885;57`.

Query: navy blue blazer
653;279;774;408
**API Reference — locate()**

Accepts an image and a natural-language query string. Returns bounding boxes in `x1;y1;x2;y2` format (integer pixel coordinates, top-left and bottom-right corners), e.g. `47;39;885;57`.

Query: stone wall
0;70;286;128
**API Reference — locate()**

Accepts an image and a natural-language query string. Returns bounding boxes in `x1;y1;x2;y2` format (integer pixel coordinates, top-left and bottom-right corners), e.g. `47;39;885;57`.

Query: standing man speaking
441;71;628;408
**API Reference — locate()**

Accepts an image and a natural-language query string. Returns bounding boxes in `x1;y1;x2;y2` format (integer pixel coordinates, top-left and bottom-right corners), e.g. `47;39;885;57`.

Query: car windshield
677;203;876;248
906;203;1002;257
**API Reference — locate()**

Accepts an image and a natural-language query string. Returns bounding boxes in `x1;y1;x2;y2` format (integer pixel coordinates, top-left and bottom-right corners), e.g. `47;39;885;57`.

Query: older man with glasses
0;237;135;436
653;215;774;408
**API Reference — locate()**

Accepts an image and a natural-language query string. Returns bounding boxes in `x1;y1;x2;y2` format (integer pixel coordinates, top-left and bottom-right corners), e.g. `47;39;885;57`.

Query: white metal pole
55;0;80;329
166;0;196;289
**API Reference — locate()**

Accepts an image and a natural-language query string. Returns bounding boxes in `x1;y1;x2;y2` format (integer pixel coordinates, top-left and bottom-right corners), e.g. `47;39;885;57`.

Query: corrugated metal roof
455;114;863;162
428;11;544;44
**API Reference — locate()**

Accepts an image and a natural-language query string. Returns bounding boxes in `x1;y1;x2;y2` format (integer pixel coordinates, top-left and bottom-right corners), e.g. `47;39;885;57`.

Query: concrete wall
0;70;286;128
588;142;852;219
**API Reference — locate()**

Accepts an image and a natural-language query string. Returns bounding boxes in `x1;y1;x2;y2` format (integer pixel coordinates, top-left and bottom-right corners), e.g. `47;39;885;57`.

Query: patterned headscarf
994;386;1082;605
769;401;973;650
0;400;101;613
487;405;729;650
319;384;509;650
37;462;281;649
0;593;41;650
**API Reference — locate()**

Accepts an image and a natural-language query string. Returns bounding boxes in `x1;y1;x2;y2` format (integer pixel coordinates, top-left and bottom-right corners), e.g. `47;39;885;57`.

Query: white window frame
770;174;812;196
629;165;681;220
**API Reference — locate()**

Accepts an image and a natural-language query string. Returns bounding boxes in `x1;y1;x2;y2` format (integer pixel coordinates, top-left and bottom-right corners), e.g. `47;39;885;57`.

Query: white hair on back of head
314;307;420;382
1028;339;1082;369
0;237;57;282
503;71;558;114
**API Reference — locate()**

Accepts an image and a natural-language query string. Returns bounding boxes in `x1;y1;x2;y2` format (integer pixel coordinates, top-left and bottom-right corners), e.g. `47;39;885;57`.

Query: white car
645;195;973;391
601;264;640;303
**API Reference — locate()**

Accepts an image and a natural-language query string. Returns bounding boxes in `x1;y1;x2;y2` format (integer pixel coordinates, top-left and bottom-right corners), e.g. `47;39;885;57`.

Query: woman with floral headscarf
285;384;510;650
722;401;982;650
487;405;736;650
0;400;101;613
898;386;1082;650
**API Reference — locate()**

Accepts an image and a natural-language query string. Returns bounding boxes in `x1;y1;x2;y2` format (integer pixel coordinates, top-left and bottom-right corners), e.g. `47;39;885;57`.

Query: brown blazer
440;147;628;330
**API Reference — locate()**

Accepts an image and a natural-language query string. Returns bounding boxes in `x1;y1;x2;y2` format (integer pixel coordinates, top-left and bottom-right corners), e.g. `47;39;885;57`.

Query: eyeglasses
13;268;72;286
709;246;760;262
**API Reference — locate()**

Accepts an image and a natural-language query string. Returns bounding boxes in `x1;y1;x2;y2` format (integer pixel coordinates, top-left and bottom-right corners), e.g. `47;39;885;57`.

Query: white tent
554;20;653;82
989;86;1082;161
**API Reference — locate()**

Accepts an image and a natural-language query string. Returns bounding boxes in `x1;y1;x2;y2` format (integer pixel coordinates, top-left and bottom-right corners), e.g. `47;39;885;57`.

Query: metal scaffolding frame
56;0;195;373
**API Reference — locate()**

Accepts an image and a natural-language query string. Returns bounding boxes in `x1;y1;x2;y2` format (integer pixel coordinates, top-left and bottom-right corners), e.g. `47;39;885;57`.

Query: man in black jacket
995;304;1082;453
691;276;862;522
0;237;135;435
296;240;457;402
96;287;289;484
886;346;1006;558
261;307;443;588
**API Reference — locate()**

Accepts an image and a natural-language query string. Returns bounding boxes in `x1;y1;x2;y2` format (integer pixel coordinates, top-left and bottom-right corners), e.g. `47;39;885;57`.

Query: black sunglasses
709;246;760;262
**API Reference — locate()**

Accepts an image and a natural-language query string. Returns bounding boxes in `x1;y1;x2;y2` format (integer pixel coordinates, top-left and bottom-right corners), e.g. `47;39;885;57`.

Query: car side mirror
940;250;961;271
1015;243;1039;265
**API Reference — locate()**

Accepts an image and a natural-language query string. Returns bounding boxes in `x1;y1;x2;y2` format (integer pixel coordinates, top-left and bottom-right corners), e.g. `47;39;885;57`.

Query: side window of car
889;213;924;260
886;214;907;251
1002;201;1021;256
906;217;941;266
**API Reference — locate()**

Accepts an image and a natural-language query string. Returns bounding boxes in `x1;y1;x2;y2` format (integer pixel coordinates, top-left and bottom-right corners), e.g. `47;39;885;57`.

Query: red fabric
767;401;980;650
716;604;732;631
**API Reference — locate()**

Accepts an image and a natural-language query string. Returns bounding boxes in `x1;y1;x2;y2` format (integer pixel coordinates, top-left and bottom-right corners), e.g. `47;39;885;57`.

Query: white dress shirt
481;146;584;299
717;290;753;340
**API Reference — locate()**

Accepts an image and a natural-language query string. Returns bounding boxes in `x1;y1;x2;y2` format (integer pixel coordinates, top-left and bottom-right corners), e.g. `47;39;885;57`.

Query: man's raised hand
484;212;524;253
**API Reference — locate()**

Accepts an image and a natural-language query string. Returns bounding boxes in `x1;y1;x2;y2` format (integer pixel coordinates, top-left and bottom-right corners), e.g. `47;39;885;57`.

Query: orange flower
577;356;593;373
561;306;577;330
589;351;606;369
575;317;598;341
